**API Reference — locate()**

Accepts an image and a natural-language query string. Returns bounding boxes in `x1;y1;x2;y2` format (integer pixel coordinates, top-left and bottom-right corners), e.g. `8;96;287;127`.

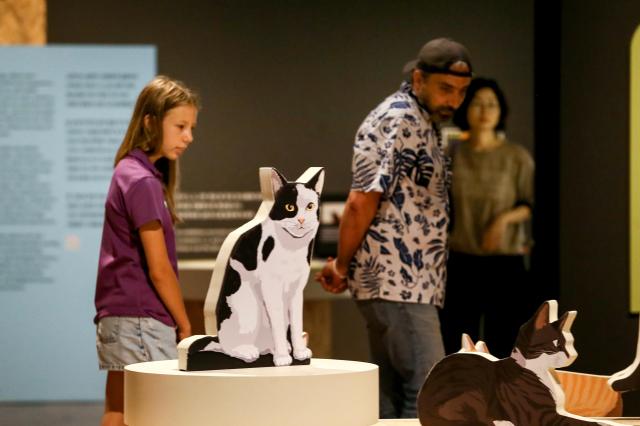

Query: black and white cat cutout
178;167;324;370
417;300;625;426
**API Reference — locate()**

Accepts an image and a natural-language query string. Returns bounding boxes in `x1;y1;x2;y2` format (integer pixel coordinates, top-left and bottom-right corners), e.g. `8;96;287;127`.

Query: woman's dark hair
452;77;509;131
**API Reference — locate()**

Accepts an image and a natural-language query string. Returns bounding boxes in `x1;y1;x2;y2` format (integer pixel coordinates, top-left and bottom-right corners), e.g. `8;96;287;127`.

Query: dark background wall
48;0;534;193
47;0;640;414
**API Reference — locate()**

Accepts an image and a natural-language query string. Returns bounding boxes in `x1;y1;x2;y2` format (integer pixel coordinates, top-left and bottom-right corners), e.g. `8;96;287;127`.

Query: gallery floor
0;402;103;426
3;402;640;425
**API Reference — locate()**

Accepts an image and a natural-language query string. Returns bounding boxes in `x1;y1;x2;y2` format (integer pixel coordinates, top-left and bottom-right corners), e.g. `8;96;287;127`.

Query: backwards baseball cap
402;37;473;77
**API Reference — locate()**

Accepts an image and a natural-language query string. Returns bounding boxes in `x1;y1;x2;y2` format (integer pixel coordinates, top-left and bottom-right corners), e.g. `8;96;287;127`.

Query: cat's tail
177;335;222;370
187;335;223;353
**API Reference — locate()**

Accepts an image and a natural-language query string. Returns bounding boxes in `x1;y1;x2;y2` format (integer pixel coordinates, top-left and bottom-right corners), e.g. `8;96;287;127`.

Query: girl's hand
177;323;192;342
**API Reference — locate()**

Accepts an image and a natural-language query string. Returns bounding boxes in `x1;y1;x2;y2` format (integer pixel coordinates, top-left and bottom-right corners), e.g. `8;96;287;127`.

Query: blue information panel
0;46;156;401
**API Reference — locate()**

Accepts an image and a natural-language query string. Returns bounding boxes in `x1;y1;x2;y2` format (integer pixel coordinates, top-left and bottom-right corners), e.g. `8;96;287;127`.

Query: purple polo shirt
94;149;178;327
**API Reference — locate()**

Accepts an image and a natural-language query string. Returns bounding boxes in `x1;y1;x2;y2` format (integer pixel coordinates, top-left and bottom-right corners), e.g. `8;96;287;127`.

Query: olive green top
449;140;534;255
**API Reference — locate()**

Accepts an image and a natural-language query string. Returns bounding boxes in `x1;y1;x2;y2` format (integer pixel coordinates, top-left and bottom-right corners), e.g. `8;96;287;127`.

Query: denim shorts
96;316;177;371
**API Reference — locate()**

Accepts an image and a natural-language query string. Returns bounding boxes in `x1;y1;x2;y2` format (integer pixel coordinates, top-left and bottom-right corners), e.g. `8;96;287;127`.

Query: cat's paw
273;353;293;366
229;344;260;362
293;347;312;361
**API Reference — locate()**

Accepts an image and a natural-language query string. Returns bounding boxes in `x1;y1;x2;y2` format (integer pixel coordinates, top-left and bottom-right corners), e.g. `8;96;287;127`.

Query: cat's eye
306;202;315;210
285;203;295;212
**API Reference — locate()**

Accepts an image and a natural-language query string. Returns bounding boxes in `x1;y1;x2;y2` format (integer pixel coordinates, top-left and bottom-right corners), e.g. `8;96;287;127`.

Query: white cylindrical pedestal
125;358;379;426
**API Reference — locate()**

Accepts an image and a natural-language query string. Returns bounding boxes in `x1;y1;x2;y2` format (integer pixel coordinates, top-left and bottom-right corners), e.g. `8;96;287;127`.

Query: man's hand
315;257;348;294
314;191;380;294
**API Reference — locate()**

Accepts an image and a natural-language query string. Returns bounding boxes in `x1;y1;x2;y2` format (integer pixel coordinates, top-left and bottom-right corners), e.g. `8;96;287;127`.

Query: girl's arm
139;220;192;341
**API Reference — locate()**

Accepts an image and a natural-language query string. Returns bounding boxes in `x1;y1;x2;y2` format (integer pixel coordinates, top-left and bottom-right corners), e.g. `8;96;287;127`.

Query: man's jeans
356;299;445;419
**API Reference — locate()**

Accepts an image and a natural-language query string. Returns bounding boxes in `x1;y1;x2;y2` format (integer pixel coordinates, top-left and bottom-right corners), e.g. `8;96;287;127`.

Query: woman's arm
481;205;532;252
139;220;192;341
498;204;532;225
482;148;534;253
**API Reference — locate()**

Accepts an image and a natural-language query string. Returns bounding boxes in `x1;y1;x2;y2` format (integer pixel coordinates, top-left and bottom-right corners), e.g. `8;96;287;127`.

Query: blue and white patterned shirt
348;81;450;306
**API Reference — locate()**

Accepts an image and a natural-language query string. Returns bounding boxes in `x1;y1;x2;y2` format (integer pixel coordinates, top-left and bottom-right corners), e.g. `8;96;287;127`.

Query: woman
441;77;534;358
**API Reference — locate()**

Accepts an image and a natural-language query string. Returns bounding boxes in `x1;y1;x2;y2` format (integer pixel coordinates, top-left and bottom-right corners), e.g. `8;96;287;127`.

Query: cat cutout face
178;167;325;371
269;169;321;241
513;300;577;369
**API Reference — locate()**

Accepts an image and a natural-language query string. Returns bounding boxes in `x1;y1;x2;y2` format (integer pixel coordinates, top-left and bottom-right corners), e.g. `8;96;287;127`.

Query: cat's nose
297;217;305;224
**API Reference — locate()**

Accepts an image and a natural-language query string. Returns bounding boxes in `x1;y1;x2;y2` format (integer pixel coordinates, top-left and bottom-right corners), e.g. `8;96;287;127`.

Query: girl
94;75;199;426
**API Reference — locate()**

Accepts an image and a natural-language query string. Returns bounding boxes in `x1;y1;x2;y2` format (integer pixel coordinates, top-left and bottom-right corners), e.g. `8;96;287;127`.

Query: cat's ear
307;169;325;194
270;168;288;195
460;333;475;352
475;340;490;355
557;311;577;332
299;167;325;194
533;301;552;330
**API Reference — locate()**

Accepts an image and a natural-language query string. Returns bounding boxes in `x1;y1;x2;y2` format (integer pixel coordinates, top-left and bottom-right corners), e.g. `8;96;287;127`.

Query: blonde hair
115;75;200;223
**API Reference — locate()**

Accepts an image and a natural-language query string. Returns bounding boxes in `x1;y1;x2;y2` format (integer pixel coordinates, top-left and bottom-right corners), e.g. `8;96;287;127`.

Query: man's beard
413;90;455;123
430;106;455;123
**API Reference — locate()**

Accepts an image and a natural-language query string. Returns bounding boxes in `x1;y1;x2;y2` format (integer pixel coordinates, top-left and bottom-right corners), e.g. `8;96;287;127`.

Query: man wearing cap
317;38;472;418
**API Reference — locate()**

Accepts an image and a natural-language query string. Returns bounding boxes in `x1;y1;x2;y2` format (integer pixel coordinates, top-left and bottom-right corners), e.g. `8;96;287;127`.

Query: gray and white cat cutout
178;167;324;370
